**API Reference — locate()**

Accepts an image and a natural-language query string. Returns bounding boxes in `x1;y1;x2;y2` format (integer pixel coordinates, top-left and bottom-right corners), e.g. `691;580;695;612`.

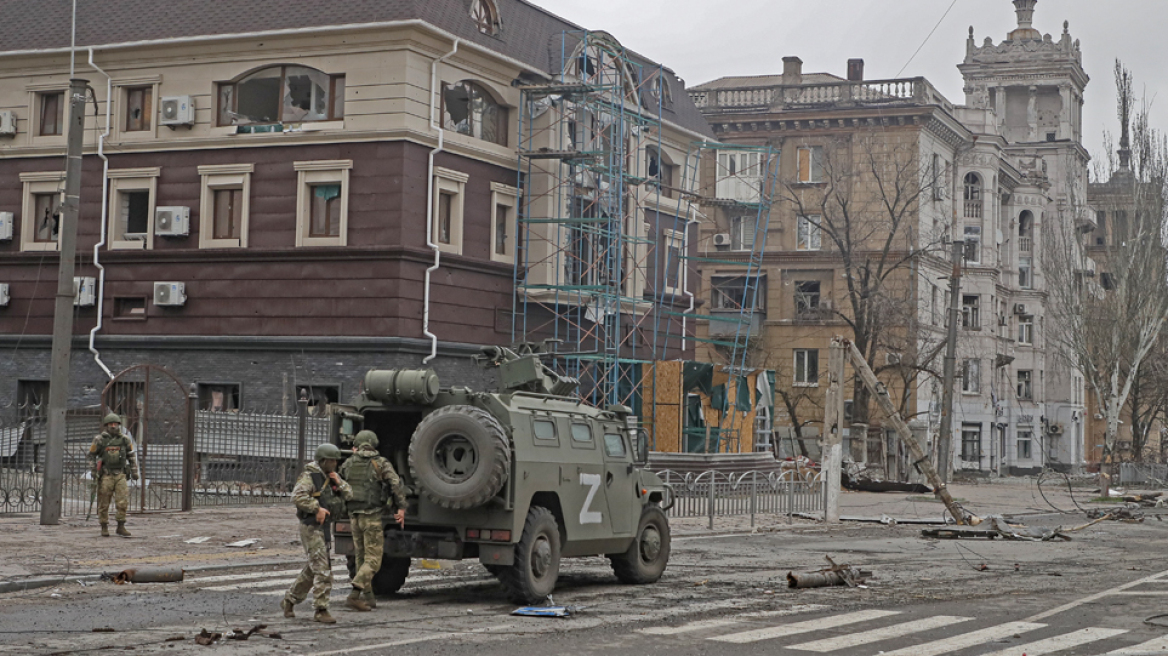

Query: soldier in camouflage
282;443;353;624
87;413;139;537
338;430;408;611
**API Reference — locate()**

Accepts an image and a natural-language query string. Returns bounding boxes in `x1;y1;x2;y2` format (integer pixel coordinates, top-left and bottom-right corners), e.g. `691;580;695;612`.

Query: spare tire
409;405;510;509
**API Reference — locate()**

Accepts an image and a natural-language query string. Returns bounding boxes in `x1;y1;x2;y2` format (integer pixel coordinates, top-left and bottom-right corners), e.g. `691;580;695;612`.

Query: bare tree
1046;62;1168;474
777;135;947;433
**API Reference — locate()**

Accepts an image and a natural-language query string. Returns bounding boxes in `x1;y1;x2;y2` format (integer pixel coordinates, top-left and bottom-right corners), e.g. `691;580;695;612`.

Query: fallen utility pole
40;78;89;526
937;239;964;484
839;336;981;526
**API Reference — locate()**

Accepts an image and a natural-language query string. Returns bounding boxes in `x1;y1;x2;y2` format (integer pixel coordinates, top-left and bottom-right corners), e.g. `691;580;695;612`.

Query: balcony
964;201;983;219
1019;236;1032;253
689;77;954;115
707;312;763;338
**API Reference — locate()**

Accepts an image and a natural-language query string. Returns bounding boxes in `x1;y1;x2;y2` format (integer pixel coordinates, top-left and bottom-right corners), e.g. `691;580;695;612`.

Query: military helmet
353;430;379;449
103;412;122;426
315;443;343;462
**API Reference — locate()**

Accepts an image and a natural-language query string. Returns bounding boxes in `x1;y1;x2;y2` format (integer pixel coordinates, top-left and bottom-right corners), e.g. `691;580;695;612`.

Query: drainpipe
87;47;114;380
422;38;459;365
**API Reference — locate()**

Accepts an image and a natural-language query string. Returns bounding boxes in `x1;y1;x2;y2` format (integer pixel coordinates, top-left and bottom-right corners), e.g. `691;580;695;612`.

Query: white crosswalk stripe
786;615;973;652
1109;635;1168;655
709;609;900;644
638;605;832;636
979;627;1127;656
873;621;1046;656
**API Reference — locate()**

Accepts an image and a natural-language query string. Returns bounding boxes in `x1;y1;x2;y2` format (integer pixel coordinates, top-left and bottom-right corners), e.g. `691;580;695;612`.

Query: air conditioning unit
0;110;15;136
885;352;902;365
160;96;195;127
0;283;9;306
713;233;731;247
154;281;186;307
1013;303;1027;315
73;277;96;307
1047;423;1064;436
155;206;190;236
0;212;12;241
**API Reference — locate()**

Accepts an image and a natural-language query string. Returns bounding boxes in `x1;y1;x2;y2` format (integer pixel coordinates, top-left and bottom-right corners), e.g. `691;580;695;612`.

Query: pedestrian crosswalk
639;607;1165;655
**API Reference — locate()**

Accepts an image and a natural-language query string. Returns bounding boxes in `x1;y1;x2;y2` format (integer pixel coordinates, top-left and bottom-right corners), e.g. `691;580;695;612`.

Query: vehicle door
600;422;636;536
566;419;611;540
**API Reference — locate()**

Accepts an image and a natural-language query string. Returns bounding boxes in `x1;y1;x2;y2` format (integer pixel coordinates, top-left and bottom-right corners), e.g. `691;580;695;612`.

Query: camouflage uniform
339;444;408;602
283;461;352;613
87;428;138;534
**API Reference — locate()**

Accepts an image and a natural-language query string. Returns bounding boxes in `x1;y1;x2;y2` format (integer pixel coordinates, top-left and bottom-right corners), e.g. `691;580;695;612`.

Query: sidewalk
0;477;1104;590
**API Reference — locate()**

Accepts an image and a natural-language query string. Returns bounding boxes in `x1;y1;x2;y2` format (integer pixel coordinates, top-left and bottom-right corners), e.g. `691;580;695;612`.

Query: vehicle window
571;423;593;442
533;419;557;441
603;432;626;457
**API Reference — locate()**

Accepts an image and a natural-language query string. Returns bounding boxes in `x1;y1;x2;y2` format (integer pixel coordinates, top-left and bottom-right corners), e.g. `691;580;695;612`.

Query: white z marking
579;473;603;524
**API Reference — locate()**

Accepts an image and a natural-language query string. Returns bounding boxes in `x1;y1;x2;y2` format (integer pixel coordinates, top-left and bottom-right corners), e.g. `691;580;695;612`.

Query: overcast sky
535;0;1167;166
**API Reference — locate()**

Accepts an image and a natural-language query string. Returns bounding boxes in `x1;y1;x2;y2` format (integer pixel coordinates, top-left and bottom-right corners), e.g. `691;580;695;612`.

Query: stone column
1027;86;1038;142
1059;85;1072;140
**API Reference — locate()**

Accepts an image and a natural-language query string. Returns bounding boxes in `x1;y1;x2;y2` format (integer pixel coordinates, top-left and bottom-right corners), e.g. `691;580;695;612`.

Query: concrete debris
1087;507;1145;522
226;624;280;640
194;629;221;646
112;567;185;584
225;539;259;548
184;537;211;544
788;556;872;589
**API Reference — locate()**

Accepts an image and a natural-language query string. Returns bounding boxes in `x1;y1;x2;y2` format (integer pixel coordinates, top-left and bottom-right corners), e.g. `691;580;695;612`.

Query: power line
896;0;959;78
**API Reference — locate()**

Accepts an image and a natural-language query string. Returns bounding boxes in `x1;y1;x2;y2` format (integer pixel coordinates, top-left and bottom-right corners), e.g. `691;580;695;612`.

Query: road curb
0;557;304;595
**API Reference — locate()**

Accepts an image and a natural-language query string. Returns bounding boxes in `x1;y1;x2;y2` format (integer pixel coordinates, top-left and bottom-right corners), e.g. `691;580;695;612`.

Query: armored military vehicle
330;344;673;603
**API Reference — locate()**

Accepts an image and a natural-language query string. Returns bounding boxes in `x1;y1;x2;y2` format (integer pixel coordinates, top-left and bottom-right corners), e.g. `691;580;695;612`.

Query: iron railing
657;469;824;529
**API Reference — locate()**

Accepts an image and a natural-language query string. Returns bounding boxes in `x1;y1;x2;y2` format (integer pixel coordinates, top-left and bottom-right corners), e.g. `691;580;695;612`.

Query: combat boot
100;523;109;537
344;589;371;612
116;522;131;537
362;590;377;609
280;599;295;618
313;609;336;624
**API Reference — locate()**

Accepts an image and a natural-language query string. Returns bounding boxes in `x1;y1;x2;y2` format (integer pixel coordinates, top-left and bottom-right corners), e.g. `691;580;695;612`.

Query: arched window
442;80;507;146
963;172;983;219
217;65;345;126
470;0;501;35
1018;210;1033;253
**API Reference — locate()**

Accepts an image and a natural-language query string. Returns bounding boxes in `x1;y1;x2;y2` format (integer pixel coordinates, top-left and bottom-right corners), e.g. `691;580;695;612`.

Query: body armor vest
344;454;387;513
98;433;130;472
297;471;346;526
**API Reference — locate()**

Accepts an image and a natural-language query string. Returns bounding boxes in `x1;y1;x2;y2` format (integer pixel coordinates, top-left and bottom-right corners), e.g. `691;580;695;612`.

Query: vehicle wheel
370;557;411;596
500;506;560;604
409;405;510;510
345;555;357;581
609;505;671;584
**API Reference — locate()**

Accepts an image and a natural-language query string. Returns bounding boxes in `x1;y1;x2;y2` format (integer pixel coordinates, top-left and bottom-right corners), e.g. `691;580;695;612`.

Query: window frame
490;182;518;264
441;80;508;147
469;0;501;36
532;418;559;445
107;168;161;250
963;172;983;219
662;228;687;294
794;348;820;387
19;171;66;252
197;164;253;249
711;274;765;312
794;280;821;316
797;215;822;251
1018;256;1033;289
197;382;242;412
1017;429;1033;459
961;358;981;394
961;423;981;462
1018;314;1034;345
112;296;148;321
294;160;352;248
796;146;824;184
432;167;468;255
216;66;345;127
123;85;153;133
38;90;64;137
963;226;982;264
602;431;628;458
1017;370;1033;401
961;295;980;330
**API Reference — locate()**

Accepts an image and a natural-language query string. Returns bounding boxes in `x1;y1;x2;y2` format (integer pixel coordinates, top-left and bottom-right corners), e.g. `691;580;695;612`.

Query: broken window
309;184;342;237
962;295;980;330
17;380;49;419
113;297;147;320
961;359;980;394
116;190;150;241
797;215;822;251
794;281;821;315
218;66;343;126
33;193;60;242
963;226;982;264
711;275;764;311
124;86;152;132
796;146;824;183
198;383;241;412
794;349;819;386
212;188;243;240
469;0;501;35
961;424;981;461
1017;370;1033;401
297;385;339;417
40;92;64;136
442;80;507;146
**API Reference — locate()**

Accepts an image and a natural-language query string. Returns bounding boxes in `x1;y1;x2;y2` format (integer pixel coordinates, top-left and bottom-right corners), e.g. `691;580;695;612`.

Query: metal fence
1119;462;1168;485
0;403;331;515
658;469;825;529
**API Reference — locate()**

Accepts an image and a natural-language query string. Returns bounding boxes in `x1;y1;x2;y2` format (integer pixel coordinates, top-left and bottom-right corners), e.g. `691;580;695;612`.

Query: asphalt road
4;513;1168;655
